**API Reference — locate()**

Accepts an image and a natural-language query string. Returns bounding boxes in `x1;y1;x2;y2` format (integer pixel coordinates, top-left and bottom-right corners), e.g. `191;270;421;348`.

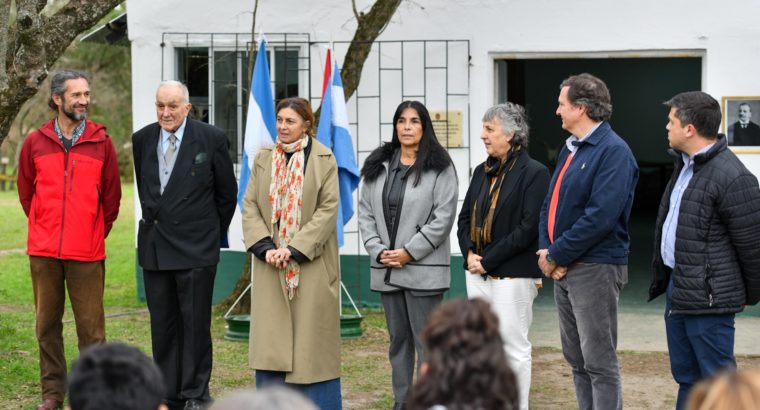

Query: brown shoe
37;399;62;410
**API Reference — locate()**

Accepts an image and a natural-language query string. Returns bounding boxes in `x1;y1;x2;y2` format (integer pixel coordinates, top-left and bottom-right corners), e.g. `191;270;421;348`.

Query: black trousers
144;266;216;408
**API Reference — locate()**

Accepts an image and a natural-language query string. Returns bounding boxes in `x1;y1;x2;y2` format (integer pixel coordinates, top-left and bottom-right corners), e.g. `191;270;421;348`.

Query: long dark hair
390;100;449;186
408;298;519;410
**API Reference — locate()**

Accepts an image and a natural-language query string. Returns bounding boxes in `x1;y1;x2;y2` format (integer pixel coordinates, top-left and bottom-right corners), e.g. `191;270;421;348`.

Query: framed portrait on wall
722;96;760;150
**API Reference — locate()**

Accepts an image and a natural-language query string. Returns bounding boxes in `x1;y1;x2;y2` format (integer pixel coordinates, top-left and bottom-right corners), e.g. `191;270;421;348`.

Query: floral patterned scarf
268;135;309;299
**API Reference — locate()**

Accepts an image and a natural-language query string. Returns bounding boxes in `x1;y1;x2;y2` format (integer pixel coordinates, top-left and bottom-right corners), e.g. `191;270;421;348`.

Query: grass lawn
6;185;758;409
0;185;395;409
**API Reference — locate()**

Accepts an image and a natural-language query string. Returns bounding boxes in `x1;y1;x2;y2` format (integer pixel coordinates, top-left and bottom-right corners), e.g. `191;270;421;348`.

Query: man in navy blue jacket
537;73;638;410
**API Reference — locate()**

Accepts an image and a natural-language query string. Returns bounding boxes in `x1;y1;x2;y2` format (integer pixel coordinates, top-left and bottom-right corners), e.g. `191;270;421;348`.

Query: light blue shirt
160;118;187;153
564;122;602;154
660;143;715;268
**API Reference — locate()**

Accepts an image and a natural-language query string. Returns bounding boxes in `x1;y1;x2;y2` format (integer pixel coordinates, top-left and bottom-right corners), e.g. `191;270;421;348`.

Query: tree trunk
0;0;122;149
217;254;252;315
314;0;402;123
218;0;259;315
340;0;402;101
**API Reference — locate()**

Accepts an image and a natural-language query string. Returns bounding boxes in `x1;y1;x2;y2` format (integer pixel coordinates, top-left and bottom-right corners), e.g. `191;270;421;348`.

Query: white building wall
127;0;760;252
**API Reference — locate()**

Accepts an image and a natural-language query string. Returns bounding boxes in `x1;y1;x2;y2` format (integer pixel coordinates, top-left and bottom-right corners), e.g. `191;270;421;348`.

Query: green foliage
69;42;133;181
1;4;133;181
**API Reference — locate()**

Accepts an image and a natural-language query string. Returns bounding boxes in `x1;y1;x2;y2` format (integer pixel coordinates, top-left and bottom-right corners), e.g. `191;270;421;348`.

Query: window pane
274;48;300;102
176;45;303;166
213;50;242;163
240;50;255;140
177;48;210;123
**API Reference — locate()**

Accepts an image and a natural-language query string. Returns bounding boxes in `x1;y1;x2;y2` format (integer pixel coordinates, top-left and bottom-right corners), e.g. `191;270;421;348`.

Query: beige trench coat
242;138;341;384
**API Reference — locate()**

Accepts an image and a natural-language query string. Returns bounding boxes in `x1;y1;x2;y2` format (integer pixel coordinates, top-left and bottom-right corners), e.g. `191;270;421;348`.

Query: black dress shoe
184;399;203;410
163;399;184;410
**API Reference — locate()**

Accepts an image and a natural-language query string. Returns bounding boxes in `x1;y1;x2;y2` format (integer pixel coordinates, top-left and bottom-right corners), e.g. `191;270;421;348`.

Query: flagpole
233;35;276;331
321;47;344;317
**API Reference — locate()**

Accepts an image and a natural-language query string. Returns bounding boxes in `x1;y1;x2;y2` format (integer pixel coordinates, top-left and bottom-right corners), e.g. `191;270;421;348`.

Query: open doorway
497;56;702;311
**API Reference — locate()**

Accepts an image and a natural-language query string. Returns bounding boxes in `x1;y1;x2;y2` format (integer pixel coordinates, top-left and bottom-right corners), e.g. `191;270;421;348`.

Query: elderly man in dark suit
132;81;236;410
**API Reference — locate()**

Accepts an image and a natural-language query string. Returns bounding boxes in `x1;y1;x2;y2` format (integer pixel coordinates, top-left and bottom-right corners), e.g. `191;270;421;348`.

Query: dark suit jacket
457;150;550;278
730;121;760;146
132;118;237;270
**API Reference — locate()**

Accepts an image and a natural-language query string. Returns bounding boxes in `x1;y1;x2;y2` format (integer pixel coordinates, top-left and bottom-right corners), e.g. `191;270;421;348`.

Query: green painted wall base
135;249;249;304
339;255;467;308
135;251;467;307
134;247;760;317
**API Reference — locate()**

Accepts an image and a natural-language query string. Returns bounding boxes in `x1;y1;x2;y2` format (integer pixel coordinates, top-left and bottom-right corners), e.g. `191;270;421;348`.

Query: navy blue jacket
539;122;639;266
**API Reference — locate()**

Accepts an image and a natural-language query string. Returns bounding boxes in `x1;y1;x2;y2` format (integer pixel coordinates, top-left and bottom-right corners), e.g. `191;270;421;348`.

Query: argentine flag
237;36;276;209
317;59;360;247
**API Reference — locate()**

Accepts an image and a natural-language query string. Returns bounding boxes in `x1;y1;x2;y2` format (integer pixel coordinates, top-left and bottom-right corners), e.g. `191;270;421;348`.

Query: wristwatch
546;252;556;265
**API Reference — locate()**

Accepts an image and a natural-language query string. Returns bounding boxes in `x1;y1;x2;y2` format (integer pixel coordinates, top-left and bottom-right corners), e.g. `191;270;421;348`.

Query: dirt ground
342;329;760;410
531;347;760;409
6;307;757;409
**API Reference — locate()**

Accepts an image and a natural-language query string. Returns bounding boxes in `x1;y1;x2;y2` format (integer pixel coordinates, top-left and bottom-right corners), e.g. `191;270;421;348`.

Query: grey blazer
359;156;458;292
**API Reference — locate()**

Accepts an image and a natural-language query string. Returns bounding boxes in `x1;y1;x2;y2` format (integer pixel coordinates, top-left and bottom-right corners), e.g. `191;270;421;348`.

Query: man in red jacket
17;70;121;410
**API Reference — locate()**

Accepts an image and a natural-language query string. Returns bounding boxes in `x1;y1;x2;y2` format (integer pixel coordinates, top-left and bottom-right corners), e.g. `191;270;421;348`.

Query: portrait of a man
724;98;760;146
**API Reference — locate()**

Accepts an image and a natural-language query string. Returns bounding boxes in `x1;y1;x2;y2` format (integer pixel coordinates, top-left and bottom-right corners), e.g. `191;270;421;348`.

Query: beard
60;96;87;121
62;105;87;121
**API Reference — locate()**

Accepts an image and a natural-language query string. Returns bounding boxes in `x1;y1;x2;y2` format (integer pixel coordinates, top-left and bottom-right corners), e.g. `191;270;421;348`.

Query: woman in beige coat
242;97;341;409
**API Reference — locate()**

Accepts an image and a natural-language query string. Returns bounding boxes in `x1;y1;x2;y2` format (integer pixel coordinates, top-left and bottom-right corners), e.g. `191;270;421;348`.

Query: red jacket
17;119;121;261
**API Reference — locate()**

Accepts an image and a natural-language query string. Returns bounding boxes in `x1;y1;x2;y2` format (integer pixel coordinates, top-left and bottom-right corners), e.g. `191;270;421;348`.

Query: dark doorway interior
498;57;702;311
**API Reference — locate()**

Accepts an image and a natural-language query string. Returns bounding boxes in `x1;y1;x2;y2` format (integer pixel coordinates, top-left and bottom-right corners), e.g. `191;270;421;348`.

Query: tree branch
42;0;122;67
352;0;360;21
0;0;120;149
222;0;260;316
33;0;46;14
247;0;259;85
15;0;45;84
340;0;402;101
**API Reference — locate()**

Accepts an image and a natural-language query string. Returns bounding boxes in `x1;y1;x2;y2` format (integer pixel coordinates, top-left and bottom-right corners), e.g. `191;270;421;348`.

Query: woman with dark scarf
456;102;550;410
358;100;458;410
242;97;342;409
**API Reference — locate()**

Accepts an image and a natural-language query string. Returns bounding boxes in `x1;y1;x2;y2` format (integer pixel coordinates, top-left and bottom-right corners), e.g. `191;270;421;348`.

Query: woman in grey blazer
358;100;458;410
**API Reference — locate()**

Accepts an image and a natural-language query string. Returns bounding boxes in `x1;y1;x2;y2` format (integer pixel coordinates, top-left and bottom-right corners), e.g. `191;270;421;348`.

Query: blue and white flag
317;59;360;247
237;36;276;209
